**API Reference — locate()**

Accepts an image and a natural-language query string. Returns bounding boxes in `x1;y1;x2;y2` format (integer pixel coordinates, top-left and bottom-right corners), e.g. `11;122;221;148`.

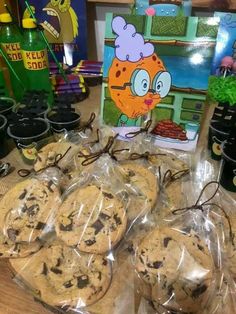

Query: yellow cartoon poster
19;0;87;66
101;14;219;151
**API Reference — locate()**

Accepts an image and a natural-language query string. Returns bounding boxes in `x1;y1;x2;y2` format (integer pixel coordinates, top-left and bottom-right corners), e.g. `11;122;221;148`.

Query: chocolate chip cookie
117;163;158;221
0;231;41;258
0;178;61;243
135;227;214;313
10;241;111;308
55;185;127;254
225;216;236;277
148;153;189;175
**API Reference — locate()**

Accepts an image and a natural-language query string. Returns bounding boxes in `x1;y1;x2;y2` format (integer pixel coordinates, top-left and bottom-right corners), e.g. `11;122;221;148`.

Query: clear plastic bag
55;155;128;255
203;272;236;314
9;240;112;311
0;174;61;244
133;182;224;314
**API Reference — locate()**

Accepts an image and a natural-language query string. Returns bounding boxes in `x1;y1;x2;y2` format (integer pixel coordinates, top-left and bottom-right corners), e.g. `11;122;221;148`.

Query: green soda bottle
0;13;26;101
0;68;9;96
21;18;53;106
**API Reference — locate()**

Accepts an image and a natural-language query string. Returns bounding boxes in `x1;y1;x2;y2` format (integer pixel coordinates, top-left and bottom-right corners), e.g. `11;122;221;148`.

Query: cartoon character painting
23;0;78;43
20;0;87;66
108;16;171;127
102;14;219;151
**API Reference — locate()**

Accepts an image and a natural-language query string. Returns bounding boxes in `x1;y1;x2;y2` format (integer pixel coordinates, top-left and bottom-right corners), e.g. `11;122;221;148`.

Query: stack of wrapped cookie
0;123;236;314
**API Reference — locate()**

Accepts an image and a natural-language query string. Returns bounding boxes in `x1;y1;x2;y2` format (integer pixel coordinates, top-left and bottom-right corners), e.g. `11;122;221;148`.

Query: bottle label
22;50;48;71
1;43;23;62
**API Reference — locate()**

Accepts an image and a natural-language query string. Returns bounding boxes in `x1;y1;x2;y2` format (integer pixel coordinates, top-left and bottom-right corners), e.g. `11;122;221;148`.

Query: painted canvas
134;0;192;17
18;0;87;66
101;14;219;151
212;12;236;75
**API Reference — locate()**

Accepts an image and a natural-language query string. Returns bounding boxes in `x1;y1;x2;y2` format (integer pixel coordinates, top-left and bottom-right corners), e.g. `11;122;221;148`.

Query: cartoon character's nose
148;88;156;94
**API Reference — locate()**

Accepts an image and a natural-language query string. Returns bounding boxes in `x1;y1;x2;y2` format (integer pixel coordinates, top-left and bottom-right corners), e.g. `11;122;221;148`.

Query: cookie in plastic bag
9;240;112;310
55;184;127;254
0;177;61;243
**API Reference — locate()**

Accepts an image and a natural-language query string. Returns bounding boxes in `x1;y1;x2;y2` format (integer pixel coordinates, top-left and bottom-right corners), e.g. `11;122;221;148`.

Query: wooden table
0;86;235;314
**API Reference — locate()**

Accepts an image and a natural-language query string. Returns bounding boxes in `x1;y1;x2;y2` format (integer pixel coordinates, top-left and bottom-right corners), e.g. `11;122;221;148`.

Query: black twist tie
158;166;189;189
172;181;234;246
129;151;166;161
125;120;152;139
76;112;96;133
78;134;119;166
18;146;72;178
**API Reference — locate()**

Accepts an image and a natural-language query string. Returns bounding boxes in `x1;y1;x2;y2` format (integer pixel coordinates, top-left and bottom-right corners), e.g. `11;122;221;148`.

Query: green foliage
208;76;236;106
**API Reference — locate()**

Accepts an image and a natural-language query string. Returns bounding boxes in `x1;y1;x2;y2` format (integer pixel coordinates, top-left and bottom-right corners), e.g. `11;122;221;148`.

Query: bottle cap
22;18;37;29
0;13;12;23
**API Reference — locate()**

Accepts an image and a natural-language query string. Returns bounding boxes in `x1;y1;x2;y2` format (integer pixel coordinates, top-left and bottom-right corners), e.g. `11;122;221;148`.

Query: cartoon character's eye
131;69;150;97
59;0;70;12
51;0;59;6
153;71;171;98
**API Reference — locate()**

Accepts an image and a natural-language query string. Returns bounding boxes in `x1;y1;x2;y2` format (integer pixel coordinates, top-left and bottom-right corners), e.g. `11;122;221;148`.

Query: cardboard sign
101;14;219;151
18;0;87;66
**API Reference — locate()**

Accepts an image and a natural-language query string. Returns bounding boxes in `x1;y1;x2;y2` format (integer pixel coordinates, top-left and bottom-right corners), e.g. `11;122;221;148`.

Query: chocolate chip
139;256;144;264
0;253;3;256
21;205;28;213
102;259;108;266
77;275;89;289
192;284;207;298
195;234;201;241
59;223;73;231
42;263;48;275
140;270;148;276
35;222;46;230
19;189;27;200
27;204;40;216
197;244;204;251
56;258;61;267
26;196;37;201
63;280;73;288
47;180;54;193
99;212;111;220
85;239;96;246
91;219;104;235
147;261;163;269
181;227;191;235
7;229;19;241
128;170;135;177
127;244;134;254
163;237;172;248
113;214;122;225
167;285;174;297
50;267;62;274
102;192;114;199
98;272;102;280
13;243;20;252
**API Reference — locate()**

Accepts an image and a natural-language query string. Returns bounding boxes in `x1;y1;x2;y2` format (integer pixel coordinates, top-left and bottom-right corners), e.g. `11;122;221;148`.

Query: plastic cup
0;97;16;120
220;141;236;192
7;118;51;164
0;114;9;158
208;121;231;160
45;110;80;133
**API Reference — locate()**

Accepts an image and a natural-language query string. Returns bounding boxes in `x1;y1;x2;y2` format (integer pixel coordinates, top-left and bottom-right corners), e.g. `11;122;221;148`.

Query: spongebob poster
101;14;220;151
19;0;87;66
